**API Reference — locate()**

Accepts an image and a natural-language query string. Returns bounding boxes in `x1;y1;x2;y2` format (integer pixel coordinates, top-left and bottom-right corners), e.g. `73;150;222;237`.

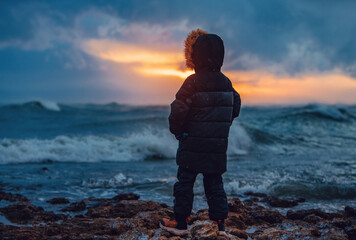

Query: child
160;29;241;236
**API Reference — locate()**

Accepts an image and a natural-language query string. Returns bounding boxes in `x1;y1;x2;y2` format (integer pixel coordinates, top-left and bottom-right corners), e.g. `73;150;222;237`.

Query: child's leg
173;166;198;226
202;172;228;229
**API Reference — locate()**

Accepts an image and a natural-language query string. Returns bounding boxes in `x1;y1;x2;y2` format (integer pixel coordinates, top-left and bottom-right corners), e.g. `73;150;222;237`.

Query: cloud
81;38;195;79
229;39;335;76
1;0;356;104
82;39;183;64
1;1;355;75
226;70;356;105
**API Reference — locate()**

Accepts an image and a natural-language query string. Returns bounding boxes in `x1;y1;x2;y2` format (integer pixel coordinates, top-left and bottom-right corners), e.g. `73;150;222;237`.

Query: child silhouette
160;29;241;236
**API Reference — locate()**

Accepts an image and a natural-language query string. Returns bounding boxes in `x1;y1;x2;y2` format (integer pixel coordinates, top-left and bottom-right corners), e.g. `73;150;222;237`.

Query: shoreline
0;190;355;239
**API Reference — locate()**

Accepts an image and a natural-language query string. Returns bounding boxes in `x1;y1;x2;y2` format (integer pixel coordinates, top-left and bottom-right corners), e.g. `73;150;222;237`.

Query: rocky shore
1;190;355;239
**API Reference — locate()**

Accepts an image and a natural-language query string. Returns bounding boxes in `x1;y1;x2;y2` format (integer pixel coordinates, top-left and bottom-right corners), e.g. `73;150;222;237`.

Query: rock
0;203;43;224
0;202;67;225
244;191;267;198
265;196;299;208
287;209;341;221
257;226;317;240
86;200;161;218
61;200;86;212
38;211;68;223
258;224;349;240
150;228;185;239
228;228;248;239
160;203;169;208
191;220;218;240
116;229;154;240
332;218;347;228
1;226;44;240
228;198;245;213
0;192;351;240
0;191;30;202
134;210;170;230
303;214;323;223
89;198;113;208
189;220;241;240
68;217;121;236
195;209;210;221
46;197;70;204
225;212;246;229
250;208;284;224
345;206;356;218
345;223;356;240
311;228;321;237
242;198;260;207
112;193;140;201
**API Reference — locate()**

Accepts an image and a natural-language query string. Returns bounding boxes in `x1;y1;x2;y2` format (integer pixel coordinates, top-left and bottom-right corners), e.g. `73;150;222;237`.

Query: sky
0;0;356;105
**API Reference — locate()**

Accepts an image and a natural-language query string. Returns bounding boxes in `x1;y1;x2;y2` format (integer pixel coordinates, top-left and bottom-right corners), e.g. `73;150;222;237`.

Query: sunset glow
83;38;196;80
84;39;184;64
226;70;356;105
81;38;356;105
138;68;194;79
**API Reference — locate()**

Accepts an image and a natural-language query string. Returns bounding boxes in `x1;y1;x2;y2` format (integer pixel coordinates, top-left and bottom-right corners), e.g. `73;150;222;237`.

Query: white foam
0;129;176;164
0;125;251;164
228;123;252;156
306;104;346;120
82;173;133;188
39;100;61;111
225;179;272;196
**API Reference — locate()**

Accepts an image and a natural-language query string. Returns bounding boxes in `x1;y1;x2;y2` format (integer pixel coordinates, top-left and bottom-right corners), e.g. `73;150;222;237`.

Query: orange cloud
81;38;356;105
138;68;194;79
226;70;356;105
82;38;194;78
84;39;184;64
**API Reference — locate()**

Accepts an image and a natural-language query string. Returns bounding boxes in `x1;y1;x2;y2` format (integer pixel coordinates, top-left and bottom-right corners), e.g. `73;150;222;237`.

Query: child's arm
232;87;241;119
168;76;196;139
226;77;241;120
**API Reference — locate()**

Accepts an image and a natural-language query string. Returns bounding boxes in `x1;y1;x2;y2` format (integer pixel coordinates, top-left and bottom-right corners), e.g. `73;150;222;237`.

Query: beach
1;190;355;239
1;101;356;239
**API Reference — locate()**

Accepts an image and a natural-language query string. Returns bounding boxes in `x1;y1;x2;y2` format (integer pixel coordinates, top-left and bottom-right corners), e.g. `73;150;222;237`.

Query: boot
160;217;189;236
217;219;228;237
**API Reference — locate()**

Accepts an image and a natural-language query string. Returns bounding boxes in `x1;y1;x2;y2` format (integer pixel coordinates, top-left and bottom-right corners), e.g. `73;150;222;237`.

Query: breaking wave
0;125;251;164
0;130;176;164
284;103;355;121
1;100;61;112
225;178;356;201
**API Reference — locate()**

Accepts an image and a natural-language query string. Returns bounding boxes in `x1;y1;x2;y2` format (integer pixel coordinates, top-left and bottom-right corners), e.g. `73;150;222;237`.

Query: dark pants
173;166;228;222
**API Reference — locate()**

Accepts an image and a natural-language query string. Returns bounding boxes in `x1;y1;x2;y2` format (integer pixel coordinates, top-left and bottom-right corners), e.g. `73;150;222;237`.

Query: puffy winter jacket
169;33;241;173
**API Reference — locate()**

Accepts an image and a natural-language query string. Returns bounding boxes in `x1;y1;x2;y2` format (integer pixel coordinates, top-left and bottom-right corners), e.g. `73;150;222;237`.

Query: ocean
1;101;356;215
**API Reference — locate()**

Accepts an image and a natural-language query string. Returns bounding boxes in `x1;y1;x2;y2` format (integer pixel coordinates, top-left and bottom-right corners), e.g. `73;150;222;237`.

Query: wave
228;124;252;155
0;130;176;164
271;182;356;200
2;101;355;122
225;179;356;201
82;173;134;188
0;101;171;118
284;103;355;121
39;101;61;111
1;100;61;112
0;124;251;164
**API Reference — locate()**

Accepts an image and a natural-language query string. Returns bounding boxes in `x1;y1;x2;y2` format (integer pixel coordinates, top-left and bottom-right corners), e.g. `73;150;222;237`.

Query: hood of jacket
184;30;225;72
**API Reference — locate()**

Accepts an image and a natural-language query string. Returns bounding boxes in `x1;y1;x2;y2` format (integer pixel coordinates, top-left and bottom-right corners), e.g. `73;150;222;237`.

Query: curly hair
184;29;208;69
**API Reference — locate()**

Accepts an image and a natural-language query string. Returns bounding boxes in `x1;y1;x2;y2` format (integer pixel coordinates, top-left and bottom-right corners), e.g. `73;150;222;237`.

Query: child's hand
175;133;189;141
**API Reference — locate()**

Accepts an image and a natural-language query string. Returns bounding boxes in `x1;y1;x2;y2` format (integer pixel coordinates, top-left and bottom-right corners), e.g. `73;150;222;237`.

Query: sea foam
39;100;61;111
0;124;250;164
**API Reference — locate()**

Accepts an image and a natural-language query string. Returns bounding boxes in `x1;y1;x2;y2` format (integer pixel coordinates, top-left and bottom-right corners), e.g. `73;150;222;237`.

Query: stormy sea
1;100;356;219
